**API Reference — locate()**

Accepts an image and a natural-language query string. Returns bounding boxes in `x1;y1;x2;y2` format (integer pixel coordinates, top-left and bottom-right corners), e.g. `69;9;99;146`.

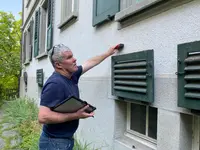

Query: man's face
57;50;78;73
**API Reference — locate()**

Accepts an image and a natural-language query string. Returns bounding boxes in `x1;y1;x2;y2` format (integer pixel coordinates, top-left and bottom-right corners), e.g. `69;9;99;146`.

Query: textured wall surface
20;0;200;149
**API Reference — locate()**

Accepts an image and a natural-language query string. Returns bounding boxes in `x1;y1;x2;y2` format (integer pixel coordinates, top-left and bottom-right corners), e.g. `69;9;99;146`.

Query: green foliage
18;120;41;150
2;97;101;150
2;97;41;149
0;11;21;101
74;138;95;150
3;98;38;125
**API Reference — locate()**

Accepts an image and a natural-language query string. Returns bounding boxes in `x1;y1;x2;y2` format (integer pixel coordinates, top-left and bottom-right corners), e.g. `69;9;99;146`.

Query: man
38;44;118;150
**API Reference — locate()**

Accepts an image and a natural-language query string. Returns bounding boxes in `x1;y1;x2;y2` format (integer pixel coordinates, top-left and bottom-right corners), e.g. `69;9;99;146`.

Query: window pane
148;107;157;139
130;103;146;135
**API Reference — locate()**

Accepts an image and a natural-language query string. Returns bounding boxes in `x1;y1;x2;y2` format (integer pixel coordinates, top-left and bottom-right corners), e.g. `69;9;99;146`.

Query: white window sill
36;52;48;60
24;61;30;65
114;133;156;150
58;12;78;29
115;6;142;22
115;0;161;22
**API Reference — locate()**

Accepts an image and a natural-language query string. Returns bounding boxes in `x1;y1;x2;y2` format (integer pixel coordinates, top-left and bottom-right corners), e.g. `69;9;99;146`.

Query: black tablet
51;96;96;113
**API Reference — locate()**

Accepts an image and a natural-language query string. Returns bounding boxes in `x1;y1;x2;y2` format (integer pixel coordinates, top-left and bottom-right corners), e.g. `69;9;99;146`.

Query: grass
0;97;100;150
1;97;41;150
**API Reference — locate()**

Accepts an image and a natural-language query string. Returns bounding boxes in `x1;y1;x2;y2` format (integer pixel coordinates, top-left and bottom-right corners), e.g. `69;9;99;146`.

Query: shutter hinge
178;59;182;64
175;71;185;75
107;15;112;21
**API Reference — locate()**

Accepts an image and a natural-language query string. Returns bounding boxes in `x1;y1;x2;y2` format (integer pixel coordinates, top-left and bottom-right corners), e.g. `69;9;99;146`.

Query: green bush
2;97;100;150
2;97;41;149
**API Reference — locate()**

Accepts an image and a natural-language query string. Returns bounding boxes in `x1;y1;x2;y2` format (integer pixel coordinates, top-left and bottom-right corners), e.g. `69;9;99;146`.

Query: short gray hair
49;44;71;68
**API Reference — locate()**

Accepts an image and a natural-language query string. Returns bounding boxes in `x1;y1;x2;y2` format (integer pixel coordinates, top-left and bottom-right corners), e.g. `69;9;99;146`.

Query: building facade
21;0;200;150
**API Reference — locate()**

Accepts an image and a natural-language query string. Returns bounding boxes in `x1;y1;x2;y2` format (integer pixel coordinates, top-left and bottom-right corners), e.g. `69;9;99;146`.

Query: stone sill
115;0;161;22
36;52;48;60
58;12;78;29
114;133;156;150
24;61;30;66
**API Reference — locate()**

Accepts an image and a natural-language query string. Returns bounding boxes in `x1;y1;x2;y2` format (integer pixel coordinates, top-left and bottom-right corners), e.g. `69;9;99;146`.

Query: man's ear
55;62;62;69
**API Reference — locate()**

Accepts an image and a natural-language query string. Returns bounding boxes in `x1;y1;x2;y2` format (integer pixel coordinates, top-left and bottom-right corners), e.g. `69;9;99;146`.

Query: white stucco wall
21;0;200;149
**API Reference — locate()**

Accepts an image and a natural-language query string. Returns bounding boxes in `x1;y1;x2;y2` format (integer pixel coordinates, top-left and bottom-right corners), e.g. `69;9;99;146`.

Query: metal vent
178;41;200;110
112;50;154;103
36;69;44;87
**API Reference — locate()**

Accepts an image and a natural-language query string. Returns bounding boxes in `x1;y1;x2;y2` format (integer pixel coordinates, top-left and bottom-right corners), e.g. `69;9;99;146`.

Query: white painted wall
21;0;200;149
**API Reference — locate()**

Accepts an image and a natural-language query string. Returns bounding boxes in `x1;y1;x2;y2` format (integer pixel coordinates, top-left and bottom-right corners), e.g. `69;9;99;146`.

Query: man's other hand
76;105;94;119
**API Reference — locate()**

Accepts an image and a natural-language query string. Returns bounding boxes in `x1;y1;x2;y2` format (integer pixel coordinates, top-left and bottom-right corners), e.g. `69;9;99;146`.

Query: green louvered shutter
177;41;200;110
47;0;53;51
36;69;44;87
29;20;34;61
34;9;40;57
111;50;154;103
23;32;27;63
93;0;120;26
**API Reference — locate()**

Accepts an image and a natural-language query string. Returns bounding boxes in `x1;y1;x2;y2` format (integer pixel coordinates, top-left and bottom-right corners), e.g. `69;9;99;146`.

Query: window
92;0;120;26
115;0;192;29
58;0;79;29
127;103;157;141
34;0;53;58
177;40;200;110
115;0;162;21
40;1;48;54
23;20;34;64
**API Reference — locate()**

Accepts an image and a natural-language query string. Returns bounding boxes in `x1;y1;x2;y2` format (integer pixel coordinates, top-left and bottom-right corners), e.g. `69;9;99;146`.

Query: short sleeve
40;82;65;108
72;66;82;84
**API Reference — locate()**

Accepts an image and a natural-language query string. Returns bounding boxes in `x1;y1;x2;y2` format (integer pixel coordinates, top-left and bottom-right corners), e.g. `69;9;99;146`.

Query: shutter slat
185;93;200;99
114;86;146;93
185;75;200;80
185;84;200;90
114;61;146;68
185;66;200;71
114;69;147;74
114;81;147;87
114;75;146;79
185;55;200;64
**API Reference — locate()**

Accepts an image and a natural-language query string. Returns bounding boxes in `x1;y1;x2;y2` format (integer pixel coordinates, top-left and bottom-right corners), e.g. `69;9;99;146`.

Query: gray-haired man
38;44;118;150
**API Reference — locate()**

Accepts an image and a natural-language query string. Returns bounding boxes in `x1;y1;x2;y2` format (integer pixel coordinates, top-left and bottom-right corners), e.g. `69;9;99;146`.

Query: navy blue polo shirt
40;66;82;138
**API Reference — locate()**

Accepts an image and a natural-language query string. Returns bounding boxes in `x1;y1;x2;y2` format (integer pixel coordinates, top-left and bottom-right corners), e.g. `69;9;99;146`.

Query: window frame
58;0;79;29
39;1;48;55
126;102;157;144
35;0;53;59
23;21;33;65
25;0;31;8
115;0;163;21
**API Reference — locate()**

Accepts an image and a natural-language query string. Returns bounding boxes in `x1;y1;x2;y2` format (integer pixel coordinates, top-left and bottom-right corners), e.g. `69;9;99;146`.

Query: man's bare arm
82;46;118;74
38;105;94;124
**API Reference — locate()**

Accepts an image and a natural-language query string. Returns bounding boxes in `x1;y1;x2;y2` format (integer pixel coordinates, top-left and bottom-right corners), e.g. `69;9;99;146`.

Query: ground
0;107;22;150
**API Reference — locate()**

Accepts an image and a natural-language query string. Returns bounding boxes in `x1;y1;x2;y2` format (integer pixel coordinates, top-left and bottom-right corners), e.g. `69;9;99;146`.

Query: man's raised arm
82;46;118;74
